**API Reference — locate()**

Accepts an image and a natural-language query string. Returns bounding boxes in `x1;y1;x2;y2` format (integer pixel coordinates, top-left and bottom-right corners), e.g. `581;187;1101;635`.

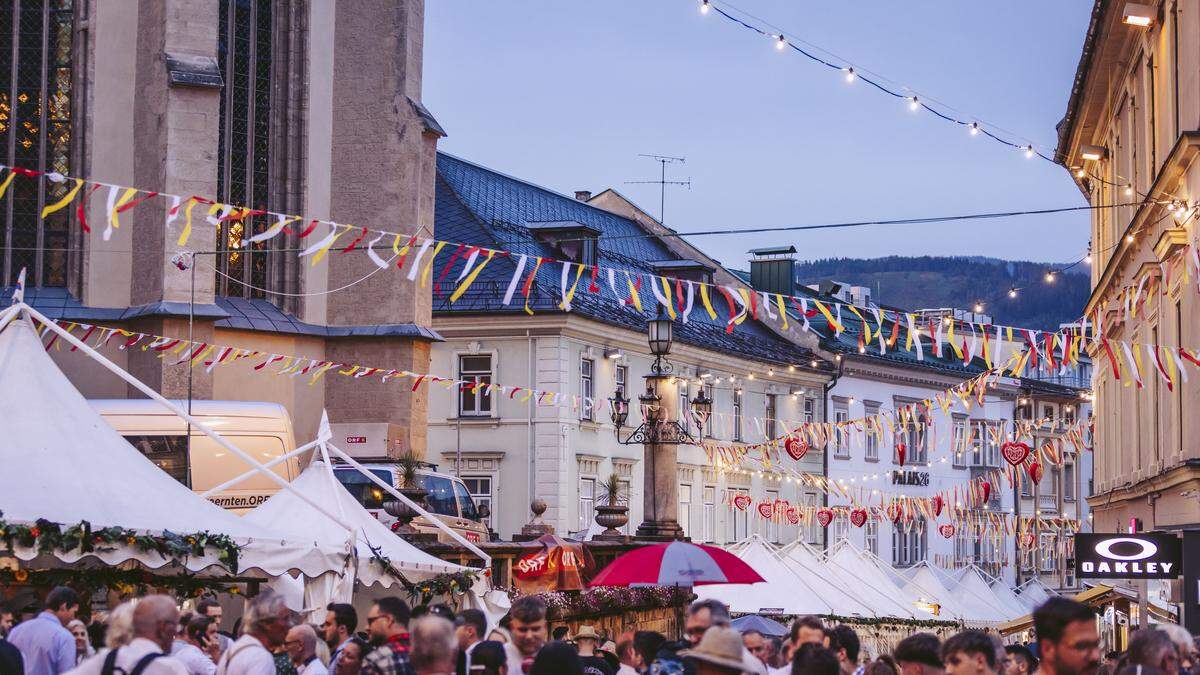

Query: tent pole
325;443;492;569
18;304;358;534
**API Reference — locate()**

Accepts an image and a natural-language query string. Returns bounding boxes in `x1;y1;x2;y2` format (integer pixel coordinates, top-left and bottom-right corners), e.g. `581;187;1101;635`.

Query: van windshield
334;468;394;510
453;480;479;520
420;474;459;517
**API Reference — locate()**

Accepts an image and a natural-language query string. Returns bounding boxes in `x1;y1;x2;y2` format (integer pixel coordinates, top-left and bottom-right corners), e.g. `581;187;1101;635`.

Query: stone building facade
1057;1;1200;533
2;0;440;451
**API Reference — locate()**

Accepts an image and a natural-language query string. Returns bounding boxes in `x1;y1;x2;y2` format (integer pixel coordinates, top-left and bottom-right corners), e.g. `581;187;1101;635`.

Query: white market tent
697;537;865;616
818;540;934;619
900;563;981;623
947;565;1023;622
1015;577;1060;610
0;305;351;581
768;539;879;617
988;576;1034;618
246;458;470;598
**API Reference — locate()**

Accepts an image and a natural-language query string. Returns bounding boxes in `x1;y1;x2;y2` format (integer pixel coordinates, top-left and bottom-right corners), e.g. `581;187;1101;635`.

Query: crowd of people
1;586;1198;675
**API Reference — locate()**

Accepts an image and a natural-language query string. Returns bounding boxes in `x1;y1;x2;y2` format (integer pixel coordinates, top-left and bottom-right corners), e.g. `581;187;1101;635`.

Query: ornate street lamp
646;306;674;374
608;390;629;428
690;387;713;430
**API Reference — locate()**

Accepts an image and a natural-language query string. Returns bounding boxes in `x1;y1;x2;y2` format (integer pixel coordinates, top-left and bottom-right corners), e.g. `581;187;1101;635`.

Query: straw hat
680;626;748;672
572;625;600;641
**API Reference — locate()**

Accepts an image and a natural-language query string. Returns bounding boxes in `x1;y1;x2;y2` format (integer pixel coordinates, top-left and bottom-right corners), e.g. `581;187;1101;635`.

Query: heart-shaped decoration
733;494;752;511
786;507;800;525
816;508;834;528
1001;441;1031;466
757;502;775;519
980;481;991;505
938;524;955;539
932;495;944;517
849;509;868;528
896;443;907;467
1028;461;1043;485
785;436;810;461
886;502;903;523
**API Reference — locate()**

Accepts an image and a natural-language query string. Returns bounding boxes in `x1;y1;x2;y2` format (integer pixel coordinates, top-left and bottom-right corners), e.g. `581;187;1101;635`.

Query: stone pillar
321;0;439;458
636;373;684;540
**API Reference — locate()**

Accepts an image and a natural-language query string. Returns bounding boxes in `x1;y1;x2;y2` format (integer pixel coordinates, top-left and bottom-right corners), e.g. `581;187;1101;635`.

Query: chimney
574;190;592;202
748;246;797;296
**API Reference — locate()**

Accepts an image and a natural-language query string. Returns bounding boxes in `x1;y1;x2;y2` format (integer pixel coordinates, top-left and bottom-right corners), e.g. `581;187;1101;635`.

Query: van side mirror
476;503;491;520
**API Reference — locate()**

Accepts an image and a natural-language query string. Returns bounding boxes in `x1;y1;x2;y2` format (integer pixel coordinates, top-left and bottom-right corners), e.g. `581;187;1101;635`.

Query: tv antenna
625;154;691;225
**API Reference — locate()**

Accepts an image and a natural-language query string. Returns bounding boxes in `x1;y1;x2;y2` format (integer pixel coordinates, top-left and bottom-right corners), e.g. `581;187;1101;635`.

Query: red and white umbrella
589;541;765;588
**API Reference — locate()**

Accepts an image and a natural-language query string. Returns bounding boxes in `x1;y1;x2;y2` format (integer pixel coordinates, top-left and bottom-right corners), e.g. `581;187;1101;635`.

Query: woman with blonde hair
66;619;94;664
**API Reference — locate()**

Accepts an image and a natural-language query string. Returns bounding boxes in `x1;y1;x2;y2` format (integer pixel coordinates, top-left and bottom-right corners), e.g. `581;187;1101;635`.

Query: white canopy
1015;578;1059;610
948;566;1023;622
819;541;934;619
0;310;350;579
987;576;1033;618
697;537;857;616
770;539;878;617
246;460;468;588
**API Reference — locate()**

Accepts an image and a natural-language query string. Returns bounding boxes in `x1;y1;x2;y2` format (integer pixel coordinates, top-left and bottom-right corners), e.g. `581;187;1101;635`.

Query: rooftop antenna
625;154;690;225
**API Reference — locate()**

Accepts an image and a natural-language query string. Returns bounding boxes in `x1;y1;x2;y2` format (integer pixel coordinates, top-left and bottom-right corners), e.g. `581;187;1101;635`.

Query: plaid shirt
360;634;416;675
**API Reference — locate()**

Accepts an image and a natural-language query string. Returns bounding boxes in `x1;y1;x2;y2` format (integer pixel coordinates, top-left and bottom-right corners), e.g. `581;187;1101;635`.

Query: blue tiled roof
4;287;441;341
433;152;815;366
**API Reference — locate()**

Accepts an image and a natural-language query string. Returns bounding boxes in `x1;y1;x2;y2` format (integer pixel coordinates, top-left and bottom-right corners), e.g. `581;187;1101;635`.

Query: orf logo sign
1075;532;1183;580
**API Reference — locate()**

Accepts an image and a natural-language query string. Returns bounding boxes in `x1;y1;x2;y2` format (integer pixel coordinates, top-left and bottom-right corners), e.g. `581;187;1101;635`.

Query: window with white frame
1064;461;1076;501
834;405;850;458
765;394;777;439
614;365;628;427
703;486;716;542
1021;461;1035;497
458;355;493;417
951;416;968;468
892;518;927;567
1040;533;1058;572
801;492;821;544
830;513;848;544
865;519;879;556
895;409;929;463
764;489;779;542
579;477;595;530
971;421;999;467
864;403;880;460
954;525;973;564
580;357;595;421
727;489;749;541
679;383;690;435
1047;467;1061;503
804;397;816;423
679;483;692;538
733;389;743;442
461;476;493;530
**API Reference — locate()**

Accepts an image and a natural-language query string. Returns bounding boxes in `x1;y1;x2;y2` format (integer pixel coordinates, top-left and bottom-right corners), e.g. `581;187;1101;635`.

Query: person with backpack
66;596;187;675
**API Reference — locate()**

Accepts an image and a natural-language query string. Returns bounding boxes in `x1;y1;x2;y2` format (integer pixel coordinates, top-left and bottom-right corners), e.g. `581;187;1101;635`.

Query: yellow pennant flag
450;251;496;303
41;178;85;219
177;198;199;246
419;241;448;284
699;283;717;319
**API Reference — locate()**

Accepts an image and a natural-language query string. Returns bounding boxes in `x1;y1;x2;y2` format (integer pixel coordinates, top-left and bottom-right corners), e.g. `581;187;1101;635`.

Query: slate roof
433;152;816;367
3;286;441;340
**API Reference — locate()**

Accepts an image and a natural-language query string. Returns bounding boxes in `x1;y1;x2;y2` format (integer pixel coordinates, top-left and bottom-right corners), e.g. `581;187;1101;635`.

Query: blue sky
424;1;1093;268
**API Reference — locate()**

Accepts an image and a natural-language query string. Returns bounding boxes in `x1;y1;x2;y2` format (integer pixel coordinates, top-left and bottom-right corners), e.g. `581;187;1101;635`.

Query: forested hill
794;256;1090;330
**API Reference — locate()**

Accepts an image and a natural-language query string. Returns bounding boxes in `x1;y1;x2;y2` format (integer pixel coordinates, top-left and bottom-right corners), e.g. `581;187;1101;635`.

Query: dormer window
526;221;600;266
651;260;715;286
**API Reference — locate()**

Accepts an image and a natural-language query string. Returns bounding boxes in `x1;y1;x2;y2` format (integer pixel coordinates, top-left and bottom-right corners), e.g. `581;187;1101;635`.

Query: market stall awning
697;538;856;615
0;310;350;579
818;541;934;620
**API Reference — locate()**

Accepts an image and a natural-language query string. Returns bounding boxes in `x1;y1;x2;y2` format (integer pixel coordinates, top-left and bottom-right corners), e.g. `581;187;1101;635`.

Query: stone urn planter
593;473;629;541
383;484;429;534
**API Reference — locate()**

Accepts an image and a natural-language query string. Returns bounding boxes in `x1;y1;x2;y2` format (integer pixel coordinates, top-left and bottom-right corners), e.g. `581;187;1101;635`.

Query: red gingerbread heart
786;507;800;525
1028;461;1043;485
1001;441;1031;466
757;502;775;519
816;508;834;528
932;495;944;517
849;509;868;528
980;481;991;504
938;524;955;539
896;443;907;467
733;494;752;511
785;436;810;461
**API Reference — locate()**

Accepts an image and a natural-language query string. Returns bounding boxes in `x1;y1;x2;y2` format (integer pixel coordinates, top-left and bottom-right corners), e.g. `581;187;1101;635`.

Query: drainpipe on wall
821;353;844;551
527;331;536;511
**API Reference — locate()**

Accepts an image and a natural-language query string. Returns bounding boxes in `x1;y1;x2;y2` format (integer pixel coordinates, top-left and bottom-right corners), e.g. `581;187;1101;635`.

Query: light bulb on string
973;301;984;313
1124;184;1134;196
1126;234;1135;243
700;0;710;14
1075;168;1086;178
969;122;979;136
908;96;920;111
1024;145;1035;159
844;67;855;83
776;34;787;50
1008;288;1018;299
1044;271;1055;283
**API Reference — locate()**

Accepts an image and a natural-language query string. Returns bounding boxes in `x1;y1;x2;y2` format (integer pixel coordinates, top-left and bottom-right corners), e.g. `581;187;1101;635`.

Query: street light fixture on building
1121;3;1154;26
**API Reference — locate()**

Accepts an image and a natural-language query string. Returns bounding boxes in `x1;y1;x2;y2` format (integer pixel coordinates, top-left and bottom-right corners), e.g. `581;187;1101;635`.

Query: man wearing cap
574;626;615;675
681;626;751;675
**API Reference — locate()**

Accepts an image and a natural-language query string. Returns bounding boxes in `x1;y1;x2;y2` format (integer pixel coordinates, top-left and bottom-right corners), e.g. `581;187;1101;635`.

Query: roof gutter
1055;0;1107;165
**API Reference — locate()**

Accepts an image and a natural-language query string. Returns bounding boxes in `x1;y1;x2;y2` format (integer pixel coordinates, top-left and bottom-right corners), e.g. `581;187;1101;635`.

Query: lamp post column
635;371;685;541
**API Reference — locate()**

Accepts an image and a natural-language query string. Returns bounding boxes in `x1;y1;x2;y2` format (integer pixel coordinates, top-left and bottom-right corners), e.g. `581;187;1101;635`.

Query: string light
973;301;984;313
1008;288;1018;299
775;34;787;50
908;96;920;111
844;67;855;83
968;122;979;136
1024;145;1035;159
700;0;710;14
1044;271;1055;283
1124;184;1134;196
1075;168;1086;178
1126;234;1135;243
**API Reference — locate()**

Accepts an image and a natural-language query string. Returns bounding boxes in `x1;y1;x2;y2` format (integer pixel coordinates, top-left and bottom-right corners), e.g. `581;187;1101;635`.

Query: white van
332;461;491;544
87;399;299;513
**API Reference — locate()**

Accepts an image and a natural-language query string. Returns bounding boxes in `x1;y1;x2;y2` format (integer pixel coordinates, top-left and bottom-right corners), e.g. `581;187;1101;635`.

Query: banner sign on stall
1074;533;1182;579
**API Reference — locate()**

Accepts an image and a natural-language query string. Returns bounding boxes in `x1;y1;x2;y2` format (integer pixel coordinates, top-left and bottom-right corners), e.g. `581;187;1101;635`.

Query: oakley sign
1075;532;1182;579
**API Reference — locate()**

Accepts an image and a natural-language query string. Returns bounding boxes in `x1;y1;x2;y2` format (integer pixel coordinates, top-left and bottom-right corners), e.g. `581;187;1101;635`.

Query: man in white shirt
67;595;188;675
451;610;485;675
217;591;294;675
320;605;356;675
284;626;326;675
502;598;547;675
614;639;640;675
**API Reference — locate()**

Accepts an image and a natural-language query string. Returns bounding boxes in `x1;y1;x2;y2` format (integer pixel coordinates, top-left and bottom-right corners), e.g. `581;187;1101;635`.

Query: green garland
366;542;479;604
0;567;240;600
820;613;960;629
0;513;242;573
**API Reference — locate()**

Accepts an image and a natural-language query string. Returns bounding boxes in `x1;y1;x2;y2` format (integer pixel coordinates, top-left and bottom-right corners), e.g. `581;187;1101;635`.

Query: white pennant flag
503;254;528;306
365;232;390;269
